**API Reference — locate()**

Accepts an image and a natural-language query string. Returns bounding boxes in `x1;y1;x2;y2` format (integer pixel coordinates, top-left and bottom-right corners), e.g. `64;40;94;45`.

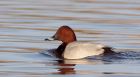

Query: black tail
103;46;115;55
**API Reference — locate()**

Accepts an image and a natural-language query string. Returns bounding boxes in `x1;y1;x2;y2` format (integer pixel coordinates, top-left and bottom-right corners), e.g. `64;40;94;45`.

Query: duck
45;25;114;59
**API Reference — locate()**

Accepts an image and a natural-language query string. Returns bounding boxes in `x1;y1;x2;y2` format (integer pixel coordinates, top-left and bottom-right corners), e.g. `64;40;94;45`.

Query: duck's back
63;42;105;59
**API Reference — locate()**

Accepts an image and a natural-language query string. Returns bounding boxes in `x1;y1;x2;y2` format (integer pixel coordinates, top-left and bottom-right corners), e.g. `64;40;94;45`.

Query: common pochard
45;26;114;59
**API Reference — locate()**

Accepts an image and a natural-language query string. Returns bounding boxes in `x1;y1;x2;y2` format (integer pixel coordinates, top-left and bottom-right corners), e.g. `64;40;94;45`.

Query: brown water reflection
0;0;140;77
53;60;76;75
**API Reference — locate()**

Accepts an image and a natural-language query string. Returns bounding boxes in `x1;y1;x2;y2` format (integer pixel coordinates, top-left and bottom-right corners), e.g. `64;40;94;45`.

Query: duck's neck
56;43;67;57
57;43;67;51
56;40;76;57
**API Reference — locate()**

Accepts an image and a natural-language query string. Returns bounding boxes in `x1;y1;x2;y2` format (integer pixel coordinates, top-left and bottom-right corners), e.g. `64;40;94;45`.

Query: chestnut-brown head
45;26;77;44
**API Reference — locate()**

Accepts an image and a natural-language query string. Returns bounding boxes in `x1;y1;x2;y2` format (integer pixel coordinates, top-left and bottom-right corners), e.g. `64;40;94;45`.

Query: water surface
0;0;140;77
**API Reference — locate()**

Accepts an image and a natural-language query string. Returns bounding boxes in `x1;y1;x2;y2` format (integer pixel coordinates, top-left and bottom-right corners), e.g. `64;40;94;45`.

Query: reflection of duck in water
52;59;104;75
45;26;115;59
54;60;76;74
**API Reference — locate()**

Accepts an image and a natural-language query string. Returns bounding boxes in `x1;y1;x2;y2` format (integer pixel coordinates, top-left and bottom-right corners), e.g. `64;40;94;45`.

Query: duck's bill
44;37;55;41
44;35;57;41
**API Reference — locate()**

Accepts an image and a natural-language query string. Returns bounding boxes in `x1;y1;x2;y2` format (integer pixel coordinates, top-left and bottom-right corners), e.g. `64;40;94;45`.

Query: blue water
0;0;140;77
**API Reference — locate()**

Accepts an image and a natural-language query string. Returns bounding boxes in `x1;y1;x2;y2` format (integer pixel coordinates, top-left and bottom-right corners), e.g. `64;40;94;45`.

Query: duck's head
45;26;77;44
